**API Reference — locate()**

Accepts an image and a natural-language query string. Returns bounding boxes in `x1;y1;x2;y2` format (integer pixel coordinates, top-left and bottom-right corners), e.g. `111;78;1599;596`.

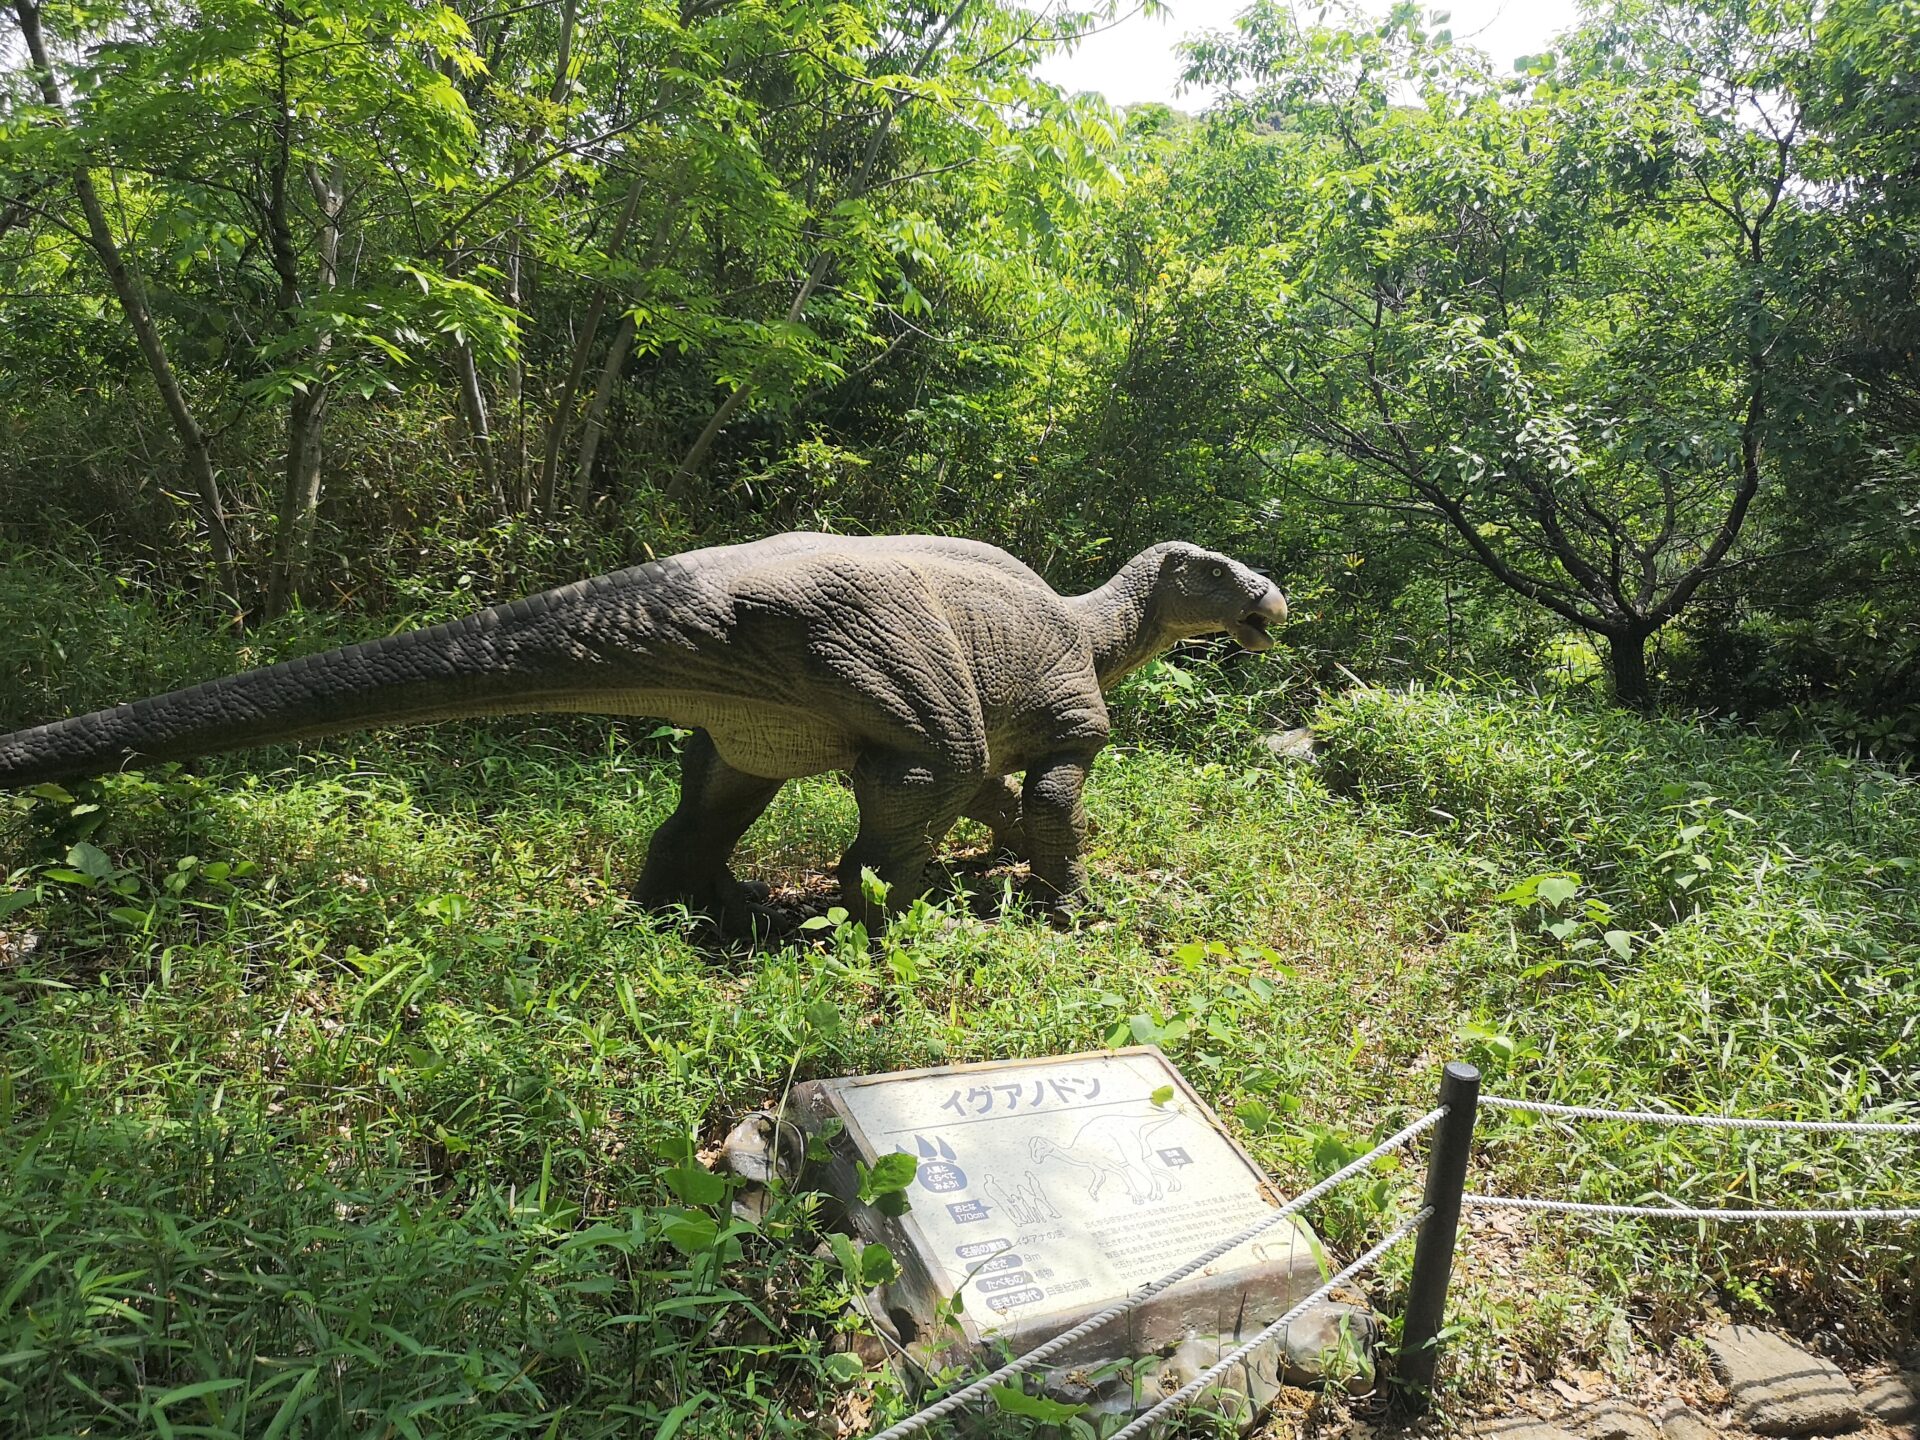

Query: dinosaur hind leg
635;729;784;935
839;752;979;923
962;774;1027;859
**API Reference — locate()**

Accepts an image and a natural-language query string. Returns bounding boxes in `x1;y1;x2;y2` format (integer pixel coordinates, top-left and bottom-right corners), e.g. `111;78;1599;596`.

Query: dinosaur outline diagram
1028;1109;1187;1204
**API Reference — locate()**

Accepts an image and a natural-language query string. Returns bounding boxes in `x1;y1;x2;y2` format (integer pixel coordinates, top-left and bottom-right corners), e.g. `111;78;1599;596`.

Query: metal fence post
1394;1060;1481;1416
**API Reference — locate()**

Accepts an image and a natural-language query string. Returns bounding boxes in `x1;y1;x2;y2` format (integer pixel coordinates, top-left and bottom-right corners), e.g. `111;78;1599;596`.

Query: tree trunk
505;228;527;506
572;312;637;510
536;173;646;510
13;0;240;608
452;339;503;507
265;385;328;620
664;372;759;501
662;6;970;502
1608;631;1652;710
664;253;828;501
263;161;342;623
548;0;578;106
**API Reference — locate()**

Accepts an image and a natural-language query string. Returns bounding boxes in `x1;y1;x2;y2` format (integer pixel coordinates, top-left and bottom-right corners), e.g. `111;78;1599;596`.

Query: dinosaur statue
0;533;1287;929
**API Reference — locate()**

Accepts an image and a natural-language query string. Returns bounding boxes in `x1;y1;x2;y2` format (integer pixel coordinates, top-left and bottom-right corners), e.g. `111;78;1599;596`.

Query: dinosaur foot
934;861;1103;929
1025;886;1107;931
1042;911;1111;933
633;869;790;941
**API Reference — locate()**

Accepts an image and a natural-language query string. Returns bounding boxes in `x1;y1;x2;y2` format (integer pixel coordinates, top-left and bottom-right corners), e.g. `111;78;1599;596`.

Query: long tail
0;570;649;788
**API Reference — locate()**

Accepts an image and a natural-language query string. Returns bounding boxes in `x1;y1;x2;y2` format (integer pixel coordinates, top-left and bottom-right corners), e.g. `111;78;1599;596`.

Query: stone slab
1654;1401;1719;1440
792;1047;1325;1382
1861;1375;1920;1424
1471;1421;1585;1440
1580;1401;1661;1440
1704;1324;1861;1436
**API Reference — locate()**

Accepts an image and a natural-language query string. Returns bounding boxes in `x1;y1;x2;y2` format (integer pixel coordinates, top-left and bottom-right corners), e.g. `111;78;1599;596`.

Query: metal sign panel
795;1047;1321;1363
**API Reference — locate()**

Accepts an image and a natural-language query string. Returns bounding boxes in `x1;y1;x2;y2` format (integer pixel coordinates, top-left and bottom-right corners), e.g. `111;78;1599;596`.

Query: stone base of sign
1040;1301;1378;1428
791;1047;1365;1424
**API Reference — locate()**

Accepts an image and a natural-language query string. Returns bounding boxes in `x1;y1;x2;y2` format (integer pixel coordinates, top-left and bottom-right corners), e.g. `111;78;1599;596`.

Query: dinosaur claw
1033;893;1105;931
716;894;787;942
633;866;791;942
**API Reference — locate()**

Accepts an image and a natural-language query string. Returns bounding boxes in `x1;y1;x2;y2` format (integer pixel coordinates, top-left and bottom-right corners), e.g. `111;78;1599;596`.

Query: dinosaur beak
1229;585;1290;652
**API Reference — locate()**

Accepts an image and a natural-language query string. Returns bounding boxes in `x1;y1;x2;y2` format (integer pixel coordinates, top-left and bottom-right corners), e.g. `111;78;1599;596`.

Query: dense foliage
2;0;1919;1435
2;0;1916;732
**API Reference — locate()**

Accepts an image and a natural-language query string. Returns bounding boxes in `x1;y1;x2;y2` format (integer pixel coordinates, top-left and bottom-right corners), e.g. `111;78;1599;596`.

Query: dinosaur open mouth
1231;612;1275;652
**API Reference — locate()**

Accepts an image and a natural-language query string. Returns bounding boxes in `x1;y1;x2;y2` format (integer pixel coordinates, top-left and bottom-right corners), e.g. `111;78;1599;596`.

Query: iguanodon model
0;533;1288;929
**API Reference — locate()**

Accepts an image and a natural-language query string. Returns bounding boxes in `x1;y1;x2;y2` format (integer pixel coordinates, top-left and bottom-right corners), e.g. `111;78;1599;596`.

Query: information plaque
792;1047;1325;1375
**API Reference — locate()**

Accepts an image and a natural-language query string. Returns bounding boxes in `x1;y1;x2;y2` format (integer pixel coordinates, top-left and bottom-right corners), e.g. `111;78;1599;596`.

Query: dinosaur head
1152;543;1290;652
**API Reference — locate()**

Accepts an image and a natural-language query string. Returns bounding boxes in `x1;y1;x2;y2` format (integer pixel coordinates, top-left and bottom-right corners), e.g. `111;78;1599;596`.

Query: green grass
2;579;1917;1436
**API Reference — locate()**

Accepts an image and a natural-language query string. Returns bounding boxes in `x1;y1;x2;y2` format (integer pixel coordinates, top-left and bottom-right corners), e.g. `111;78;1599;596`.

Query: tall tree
1186;0;1824;704
9;0;241;606
22;0;506;615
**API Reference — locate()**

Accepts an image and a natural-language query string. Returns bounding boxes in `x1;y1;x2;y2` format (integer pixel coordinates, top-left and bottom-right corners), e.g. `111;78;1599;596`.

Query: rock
1653;1401;1718;1440
1470;1421;1585;1440
716;1109;804;1186
731;1186;773;1223
0;927;42;968
1100;1302;1382;1432
1703;1324;1861;1436
1861;1375;1920;1424
1043;1367;1105;1408
1261;727;1317;762
1578;1401;1661;1440
1144;1336;1275;1430
1805;1332;1863;1370
1275;1301;1379;1394
716;1110;806;1222
826;1328;891;1368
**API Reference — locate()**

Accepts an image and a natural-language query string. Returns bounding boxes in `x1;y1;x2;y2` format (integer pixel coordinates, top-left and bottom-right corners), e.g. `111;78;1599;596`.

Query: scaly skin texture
0;533;1288;928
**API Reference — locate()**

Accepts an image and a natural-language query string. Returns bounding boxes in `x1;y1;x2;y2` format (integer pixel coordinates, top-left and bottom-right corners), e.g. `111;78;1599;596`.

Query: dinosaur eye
1211;565;1225;578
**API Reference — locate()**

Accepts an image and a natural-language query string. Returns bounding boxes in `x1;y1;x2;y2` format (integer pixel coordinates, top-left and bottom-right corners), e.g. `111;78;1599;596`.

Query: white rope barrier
1481;1095;1920;1134
1468;1195;1920;1222
867;1106;1448;1440
1105;1207;1431;1440
865;1086;1920;1440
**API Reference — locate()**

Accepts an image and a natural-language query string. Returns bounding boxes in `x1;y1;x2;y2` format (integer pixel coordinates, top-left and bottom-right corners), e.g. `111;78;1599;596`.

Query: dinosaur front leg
634;729;784;934
839;752;979;923
961;773;1026;858
1022;751;1097;905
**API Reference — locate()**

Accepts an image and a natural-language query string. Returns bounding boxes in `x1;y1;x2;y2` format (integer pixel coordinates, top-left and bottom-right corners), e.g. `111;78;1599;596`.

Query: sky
1034;0;1588;108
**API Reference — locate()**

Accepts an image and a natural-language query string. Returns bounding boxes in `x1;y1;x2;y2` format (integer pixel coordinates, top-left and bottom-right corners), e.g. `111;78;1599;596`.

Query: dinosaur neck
1070;550;1178;692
